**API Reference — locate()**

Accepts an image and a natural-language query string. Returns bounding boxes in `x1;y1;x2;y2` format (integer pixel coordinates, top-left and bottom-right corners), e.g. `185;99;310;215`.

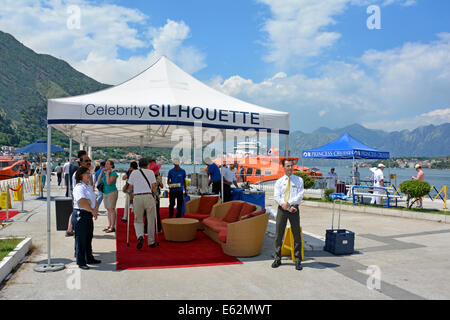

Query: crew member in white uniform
272;158;304;271
371;163;385;205
326;168;338;189
222;162;238;202
71;166;100;269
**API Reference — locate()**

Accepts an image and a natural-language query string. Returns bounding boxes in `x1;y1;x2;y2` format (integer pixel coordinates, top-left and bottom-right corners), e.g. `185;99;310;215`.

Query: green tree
293;172;315;189
324;188;335;202
399;180;431;209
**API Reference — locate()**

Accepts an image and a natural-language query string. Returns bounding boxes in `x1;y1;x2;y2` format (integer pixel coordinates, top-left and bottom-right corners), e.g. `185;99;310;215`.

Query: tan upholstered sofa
202;200;269;257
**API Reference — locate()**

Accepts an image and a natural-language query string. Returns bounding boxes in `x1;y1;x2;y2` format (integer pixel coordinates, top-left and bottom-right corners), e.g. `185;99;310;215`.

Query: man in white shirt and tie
272;158;304;271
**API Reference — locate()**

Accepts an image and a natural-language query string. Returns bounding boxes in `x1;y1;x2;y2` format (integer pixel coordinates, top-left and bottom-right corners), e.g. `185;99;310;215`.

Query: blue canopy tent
12;140;68;198
302;133;389;160
11;139;67;154
302;133;390;185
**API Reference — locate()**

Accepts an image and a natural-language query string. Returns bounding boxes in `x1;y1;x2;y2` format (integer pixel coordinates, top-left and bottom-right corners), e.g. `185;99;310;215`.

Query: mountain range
0;30;449;157
0;30;109;121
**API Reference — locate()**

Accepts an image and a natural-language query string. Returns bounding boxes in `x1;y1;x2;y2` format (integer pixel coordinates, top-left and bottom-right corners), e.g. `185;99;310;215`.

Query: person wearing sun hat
412;164;425;208
326;167;338;189
370;163;385;205
167;158;187;218
412;164;424;181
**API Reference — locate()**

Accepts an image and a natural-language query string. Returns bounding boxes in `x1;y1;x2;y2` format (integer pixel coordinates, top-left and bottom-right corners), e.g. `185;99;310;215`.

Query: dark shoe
87;259;101;264
271;260;281;268
78;265;90;270
137;236;144;249
120;218;127;222
149;243;156;248
295;261;303;271
65;231;74;237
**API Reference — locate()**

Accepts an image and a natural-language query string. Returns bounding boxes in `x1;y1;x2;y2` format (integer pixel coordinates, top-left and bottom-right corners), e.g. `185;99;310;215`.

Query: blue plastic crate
324;229;355;255
241;191;265;210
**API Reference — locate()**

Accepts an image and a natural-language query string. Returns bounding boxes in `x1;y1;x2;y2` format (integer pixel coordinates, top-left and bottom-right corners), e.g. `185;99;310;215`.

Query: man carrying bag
127;158;157;249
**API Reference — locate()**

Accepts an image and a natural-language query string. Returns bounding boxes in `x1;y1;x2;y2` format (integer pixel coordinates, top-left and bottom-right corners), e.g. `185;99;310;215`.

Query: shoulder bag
139;169;157;200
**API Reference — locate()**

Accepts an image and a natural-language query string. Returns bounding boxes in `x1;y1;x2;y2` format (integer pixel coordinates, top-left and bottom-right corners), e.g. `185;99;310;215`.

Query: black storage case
323;194;355;255
324;229;355;255
55;197;73;231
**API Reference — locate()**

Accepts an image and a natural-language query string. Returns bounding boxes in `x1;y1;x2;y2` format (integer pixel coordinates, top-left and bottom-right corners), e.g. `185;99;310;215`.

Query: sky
0;0;449;133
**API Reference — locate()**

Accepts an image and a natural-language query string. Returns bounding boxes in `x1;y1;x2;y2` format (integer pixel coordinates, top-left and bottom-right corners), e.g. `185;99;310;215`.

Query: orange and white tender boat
0;156;30;180
213;142;322;184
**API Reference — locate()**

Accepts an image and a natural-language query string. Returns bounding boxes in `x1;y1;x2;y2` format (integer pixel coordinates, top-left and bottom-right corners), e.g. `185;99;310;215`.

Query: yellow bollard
13;178;22;202
0;189;12;209
445;186;447;210
31;174;39;196
14;178;19;201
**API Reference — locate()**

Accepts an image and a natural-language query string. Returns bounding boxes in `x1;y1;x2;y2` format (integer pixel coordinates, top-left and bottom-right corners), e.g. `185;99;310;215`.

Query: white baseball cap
172;158;180;165
378;163;385;168
204;157;212;165
415;164;421;169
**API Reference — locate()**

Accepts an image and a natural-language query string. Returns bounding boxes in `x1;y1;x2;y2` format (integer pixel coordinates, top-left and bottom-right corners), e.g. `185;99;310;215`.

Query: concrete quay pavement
1;178;450;300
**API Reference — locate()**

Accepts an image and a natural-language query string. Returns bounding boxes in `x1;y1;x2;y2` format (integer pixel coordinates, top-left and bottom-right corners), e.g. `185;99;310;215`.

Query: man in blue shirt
167;158;187;218
205;157;222;195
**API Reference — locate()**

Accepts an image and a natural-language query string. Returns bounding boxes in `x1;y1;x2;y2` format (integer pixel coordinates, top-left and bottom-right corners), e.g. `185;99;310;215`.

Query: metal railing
350;185;400;208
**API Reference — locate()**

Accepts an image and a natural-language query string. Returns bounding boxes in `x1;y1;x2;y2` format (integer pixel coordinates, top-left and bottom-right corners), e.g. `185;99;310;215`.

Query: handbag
97;182;104;193
122;182;129;193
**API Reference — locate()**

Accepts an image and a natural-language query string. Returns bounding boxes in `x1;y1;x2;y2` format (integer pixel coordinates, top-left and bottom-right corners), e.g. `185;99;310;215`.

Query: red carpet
115;207;242;270
0;210;19;221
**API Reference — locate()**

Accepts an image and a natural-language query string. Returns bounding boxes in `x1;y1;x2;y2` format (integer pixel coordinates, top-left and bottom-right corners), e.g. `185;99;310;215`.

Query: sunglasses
82;159;92;163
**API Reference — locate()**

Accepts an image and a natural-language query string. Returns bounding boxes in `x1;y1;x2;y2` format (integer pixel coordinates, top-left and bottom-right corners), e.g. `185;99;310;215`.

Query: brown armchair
184;195;221;222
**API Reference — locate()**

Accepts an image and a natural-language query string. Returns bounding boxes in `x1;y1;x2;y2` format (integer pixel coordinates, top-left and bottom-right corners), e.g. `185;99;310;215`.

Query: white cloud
363;108;450;131
76;19;206;84
148;19;206;75
213;34;450;132
360;33;450;116
257;0;420;69
257;0;348;66
0;0;206;84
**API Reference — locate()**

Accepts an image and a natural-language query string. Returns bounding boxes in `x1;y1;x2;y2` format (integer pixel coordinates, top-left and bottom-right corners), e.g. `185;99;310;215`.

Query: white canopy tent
48;56;289;147
37;56;290;272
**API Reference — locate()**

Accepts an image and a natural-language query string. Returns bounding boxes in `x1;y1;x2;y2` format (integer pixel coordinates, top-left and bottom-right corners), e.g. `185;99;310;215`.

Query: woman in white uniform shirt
71;166;100;269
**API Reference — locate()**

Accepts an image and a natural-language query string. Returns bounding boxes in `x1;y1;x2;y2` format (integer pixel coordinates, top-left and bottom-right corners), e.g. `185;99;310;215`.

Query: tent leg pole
221;156;224;203
34;125;65;273
69;138;73;163
69;138;73;197
285;134;289;158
